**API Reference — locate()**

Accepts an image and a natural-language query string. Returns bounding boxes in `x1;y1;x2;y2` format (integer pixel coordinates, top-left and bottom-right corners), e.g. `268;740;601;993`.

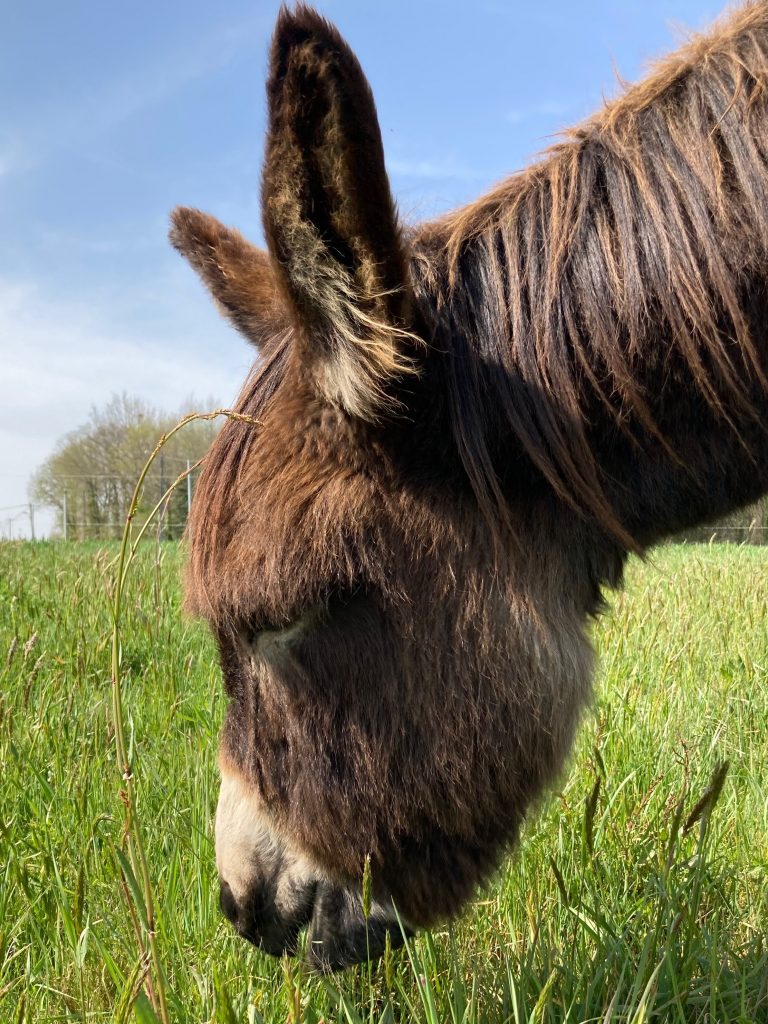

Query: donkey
170;2;768;970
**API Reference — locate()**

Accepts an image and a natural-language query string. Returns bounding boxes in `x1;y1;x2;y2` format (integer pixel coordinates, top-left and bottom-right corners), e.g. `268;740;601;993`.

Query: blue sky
1;0;724;536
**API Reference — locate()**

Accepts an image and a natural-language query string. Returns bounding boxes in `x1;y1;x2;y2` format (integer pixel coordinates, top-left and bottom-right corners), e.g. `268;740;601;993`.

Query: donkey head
171;5;603;970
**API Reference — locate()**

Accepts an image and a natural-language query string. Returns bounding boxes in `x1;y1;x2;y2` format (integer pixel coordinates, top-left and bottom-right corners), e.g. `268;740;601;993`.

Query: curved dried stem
109;407;260;1022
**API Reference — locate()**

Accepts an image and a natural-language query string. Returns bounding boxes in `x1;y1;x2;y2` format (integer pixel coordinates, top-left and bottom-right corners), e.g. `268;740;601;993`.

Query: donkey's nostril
219;880;239;924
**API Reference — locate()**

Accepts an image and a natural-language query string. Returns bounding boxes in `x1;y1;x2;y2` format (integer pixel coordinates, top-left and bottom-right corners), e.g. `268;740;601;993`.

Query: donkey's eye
250;618;296;639
243;603;326;653
244;586;370;650
247;615;310;645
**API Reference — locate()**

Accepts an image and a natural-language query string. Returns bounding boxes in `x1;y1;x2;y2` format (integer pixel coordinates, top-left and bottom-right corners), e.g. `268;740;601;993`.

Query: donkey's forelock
181;335;290;622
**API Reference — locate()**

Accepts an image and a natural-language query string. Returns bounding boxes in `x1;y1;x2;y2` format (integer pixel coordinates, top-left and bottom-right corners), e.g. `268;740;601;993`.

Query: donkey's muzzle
219;877;410;970
219;879;315;958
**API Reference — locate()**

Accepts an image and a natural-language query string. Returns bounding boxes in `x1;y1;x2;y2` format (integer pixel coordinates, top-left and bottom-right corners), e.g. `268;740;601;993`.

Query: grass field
1;541;767;1023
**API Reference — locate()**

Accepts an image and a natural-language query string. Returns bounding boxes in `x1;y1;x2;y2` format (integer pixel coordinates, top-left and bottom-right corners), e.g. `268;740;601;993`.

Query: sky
1;0;725;538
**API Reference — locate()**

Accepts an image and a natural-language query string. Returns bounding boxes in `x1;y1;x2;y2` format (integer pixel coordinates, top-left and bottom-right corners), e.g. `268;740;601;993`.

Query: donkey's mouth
225;875;410;971
305;882;413;972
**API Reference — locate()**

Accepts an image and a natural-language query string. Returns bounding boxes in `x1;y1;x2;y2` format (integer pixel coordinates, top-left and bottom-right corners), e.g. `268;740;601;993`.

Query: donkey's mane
413;0;768;545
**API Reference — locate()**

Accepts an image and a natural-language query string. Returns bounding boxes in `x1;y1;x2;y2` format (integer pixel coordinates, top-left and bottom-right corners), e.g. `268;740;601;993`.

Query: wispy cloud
2;13;269;177
387;154;483;182
0;138;32;178
0;274;252;521
77;17;264;132
506;99;575;126
0;151;15;177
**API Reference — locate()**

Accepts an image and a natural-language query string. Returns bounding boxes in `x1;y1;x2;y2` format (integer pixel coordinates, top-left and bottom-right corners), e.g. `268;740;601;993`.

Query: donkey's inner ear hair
169;207;286;350
260;5;420;420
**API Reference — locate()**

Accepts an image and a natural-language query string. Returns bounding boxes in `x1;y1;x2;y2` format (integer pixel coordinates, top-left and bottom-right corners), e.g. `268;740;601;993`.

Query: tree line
31;394;220;541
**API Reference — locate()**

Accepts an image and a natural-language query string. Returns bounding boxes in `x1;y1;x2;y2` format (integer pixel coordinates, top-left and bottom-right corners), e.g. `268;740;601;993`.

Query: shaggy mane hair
412;1;768;546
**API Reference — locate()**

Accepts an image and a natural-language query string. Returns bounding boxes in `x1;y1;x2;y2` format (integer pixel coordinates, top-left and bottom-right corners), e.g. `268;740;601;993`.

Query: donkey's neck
417;225;768;553
416;3;768;551
597;340;768;548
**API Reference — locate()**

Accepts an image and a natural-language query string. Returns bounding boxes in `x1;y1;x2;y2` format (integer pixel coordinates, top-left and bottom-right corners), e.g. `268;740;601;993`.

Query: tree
31;394;220;540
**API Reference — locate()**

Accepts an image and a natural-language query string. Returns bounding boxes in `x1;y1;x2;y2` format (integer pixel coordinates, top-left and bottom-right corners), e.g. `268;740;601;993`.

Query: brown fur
173;3;768;931
169;208;286;349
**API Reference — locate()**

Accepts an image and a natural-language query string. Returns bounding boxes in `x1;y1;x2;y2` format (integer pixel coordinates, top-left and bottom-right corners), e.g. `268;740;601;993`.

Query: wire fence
2;502;768;545
0;456;200;540
0;492;193;542
672;524;768;545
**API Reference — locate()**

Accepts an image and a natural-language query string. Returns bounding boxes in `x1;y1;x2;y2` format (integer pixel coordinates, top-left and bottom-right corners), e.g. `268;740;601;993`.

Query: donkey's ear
169;207;285;349
262;5;417;419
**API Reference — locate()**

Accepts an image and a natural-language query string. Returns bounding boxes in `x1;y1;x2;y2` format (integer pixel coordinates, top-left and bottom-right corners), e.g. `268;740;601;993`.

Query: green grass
1;541;767;1022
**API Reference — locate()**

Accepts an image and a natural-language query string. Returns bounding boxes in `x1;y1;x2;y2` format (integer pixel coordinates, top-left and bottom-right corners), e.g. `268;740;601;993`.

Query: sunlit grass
1;541;766;1022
